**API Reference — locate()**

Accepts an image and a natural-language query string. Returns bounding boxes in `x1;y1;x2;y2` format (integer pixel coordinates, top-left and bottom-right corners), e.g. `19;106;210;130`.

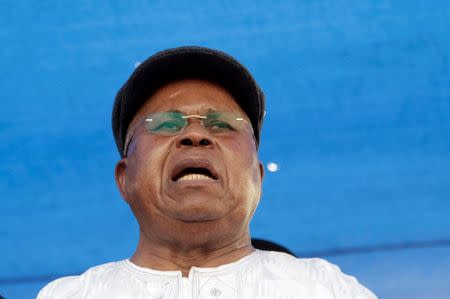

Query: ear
115;158;131;204
258;161;265;182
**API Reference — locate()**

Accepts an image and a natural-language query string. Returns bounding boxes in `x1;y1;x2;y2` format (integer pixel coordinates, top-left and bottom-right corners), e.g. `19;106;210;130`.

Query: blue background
1;1;449;298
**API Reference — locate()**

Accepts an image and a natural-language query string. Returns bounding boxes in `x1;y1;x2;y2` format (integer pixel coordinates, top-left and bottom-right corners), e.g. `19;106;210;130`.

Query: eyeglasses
124;111;254;156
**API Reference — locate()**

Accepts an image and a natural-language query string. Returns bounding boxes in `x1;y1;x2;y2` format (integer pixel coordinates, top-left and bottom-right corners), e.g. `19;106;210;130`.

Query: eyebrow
166;109;182;113
161;108;219;114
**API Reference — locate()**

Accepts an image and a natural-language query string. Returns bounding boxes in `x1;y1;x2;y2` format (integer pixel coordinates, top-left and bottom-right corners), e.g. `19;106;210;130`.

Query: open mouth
171;159;219;182
172;167;218;182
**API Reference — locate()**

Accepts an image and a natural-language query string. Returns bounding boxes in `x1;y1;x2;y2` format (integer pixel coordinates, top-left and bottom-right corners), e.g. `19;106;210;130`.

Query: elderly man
38;46;377;298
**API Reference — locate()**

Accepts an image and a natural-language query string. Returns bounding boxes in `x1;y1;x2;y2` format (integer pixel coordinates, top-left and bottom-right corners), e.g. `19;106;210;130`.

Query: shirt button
210;287;221;297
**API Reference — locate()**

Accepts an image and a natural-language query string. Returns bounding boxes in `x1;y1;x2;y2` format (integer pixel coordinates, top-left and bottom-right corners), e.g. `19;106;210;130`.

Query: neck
130;229;255;277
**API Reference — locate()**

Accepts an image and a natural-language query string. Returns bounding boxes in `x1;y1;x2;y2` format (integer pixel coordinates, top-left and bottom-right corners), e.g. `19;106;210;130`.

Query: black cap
112;46;265;157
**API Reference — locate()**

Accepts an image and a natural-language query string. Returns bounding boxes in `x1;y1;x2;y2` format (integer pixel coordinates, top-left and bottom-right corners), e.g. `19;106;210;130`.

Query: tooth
178;174;213;181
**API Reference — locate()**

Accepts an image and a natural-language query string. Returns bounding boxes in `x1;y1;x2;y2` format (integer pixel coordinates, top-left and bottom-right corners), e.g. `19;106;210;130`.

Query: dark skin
115;79;264;277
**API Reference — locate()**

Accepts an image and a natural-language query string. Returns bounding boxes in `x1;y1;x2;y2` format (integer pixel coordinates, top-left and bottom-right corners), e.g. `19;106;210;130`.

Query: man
38;46;377;298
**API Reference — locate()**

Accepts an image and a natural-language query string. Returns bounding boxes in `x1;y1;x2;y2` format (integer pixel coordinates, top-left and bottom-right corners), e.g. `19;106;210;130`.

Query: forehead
144;79;244;113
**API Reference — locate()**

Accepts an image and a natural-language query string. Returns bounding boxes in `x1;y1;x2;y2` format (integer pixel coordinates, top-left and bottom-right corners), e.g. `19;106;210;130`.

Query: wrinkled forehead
125;78;249;138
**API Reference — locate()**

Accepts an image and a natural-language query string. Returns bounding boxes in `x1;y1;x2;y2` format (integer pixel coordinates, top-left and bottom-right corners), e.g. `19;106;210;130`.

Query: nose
176;125;213;148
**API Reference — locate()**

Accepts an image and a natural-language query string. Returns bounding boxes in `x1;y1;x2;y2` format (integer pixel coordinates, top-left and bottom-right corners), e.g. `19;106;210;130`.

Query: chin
163;190;230;220
170;205;226;223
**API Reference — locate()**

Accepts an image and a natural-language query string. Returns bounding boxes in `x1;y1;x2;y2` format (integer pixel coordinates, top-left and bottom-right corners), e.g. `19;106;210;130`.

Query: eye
207;120;235;132
152;120;184;133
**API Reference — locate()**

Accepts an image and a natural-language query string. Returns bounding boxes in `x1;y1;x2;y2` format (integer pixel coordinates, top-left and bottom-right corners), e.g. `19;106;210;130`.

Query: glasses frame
124;111;254;157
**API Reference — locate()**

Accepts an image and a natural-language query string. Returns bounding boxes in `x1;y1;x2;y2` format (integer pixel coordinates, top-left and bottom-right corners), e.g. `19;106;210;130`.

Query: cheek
223;137;261;204
126;137;172;203
226;135;259;172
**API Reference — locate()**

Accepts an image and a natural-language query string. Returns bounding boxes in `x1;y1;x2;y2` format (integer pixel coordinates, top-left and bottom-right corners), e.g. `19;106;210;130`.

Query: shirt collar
122;250;260;278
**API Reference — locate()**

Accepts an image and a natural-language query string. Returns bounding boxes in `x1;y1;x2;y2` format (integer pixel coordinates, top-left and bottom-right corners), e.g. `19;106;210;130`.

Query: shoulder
37;261;123;298
254;250;377;299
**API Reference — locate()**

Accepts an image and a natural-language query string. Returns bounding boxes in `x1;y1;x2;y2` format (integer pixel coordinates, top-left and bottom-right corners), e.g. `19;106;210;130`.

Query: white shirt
37;250;377;299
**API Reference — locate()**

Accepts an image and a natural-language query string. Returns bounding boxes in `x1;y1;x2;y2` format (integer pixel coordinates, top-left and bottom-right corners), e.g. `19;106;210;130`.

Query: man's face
115;79;263;244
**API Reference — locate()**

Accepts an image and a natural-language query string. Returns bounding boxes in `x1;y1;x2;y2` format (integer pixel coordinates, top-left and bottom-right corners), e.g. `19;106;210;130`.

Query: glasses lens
145;112;186;135
204;112;250;134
